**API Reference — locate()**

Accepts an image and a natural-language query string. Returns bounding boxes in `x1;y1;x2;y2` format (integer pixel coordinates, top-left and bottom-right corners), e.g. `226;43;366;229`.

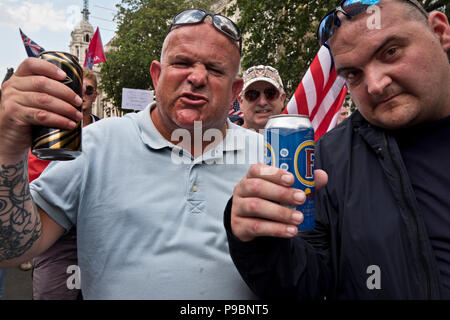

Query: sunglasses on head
168;9;242;55
84;85;95;96
317;0;428;46
244;87;279;102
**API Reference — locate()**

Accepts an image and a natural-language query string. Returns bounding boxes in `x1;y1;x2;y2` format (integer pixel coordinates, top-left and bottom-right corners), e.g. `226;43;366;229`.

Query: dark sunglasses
168;9;242;55
317;0;428;46
244;88;279;102
84;85;95;96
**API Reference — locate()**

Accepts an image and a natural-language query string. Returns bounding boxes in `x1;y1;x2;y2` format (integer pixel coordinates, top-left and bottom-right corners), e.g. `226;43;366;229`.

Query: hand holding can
31;51;83;161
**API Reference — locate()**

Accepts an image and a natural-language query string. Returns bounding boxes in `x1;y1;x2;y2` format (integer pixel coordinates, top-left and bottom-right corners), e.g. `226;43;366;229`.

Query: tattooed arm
0;58;77;267
0;158;64;267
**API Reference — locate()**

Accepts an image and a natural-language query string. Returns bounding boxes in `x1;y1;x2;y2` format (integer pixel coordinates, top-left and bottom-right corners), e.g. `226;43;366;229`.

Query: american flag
283;45;347;141
228;98;244;118
19;28;45;58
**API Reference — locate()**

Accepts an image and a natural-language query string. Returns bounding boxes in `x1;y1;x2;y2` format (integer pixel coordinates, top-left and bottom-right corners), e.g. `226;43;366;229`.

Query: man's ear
232;78;244;102
150;61;162;90
280;91;286;103
428;11;450;53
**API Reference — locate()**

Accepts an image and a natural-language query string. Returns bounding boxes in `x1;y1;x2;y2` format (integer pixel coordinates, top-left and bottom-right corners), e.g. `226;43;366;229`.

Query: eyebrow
335;36;408;76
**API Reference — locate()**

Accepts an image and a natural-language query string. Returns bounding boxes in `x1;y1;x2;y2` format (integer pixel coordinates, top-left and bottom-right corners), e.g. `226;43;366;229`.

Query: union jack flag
228;98;244;118
19;28;45;58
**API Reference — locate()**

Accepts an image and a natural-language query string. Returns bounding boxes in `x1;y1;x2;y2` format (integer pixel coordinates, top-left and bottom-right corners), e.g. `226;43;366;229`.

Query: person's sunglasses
317;0;428;46
84;85;95;96
244;88;279;102
168;9;242;55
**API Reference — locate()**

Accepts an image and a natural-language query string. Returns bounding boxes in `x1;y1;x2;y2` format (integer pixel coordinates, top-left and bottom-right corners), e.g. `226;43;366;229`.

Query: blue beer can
264;115;315;231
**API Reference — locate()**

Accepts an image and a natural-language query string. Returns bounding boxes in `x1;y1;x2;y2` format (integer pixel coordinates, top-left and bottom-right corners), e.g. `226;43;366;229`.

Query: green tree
229;0;336;98
100;0;213;110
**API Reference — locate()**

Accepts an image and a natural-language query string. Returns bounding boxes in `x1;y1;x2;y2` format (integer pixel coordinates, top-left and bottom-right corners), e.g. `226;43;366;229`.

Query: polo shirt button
192;185;199;192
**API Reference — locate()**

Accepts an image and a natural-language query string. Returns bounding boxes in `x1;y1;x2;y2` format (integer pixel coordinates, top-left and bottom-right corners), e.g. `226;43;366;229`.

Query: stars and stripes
283;45;347;141
228;98;244;118
19;28;45;58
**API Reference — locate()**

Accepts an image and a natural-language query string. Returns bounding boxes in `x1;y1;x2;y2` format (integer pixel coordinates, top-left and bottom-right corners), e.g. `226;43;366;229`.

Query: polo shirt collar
137;102;248;154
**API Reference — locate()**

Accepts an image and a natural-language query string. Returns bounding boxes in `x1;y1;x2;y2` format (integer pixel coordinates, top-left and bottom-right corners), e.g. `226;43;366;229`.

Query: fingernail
57;69;67;79
292;213;303;224
281;174;294;185
286;226;297;235
68;121;77;129
293;191;306;203
75;95;83;106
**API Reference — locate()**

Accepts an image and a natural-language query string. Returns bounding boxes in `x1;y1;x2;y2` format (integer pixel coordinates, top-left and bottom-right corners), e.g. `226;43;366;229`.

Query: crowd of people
0;0;448;300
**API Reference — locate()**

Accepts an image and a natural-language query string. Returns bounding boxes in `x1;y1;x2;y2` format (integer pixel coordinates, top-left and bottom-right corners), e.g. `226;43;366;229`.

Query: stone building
69;4;122;119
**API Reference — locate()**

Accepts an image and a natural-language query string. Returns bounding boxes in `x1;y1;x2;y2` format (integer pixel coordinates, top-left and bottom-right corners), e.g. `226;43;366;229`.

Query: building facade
69;7;122;119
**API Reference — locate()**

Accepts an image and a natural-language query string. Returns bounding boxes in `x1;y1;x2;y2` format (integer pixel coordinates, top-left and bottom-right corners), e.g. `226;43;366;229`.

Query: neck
243;121;263;132
150;107;227;158
83;110;92;127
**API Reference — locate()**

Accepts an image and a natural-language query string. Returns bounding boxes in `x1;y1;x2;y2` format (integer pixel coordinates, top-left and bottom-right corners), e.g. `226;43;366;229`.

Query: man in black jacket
225;0;450;299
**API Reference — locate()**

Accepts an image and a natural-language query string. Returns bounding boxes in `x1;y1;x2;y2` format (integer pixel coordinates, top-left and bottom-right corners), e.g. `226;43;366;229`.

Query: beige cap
242;65;284;93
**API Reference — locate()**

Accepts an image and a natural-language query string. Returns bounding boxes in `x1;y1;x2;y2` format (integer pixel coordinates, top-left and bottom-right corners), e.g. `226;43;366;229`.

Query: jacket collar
351;110;387;157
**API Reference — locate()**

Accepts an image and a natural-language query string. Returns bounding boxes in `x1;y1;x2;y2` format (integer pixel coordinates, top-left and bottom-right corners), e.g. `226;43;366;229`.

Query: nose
256;91;269;106
365;65;392;96
187;64;207;88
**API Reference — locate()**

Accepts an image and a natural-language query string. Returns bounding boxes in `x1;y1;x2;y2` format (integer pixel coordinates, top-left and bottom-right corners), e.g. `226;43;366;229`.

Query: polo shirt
30;104;264;299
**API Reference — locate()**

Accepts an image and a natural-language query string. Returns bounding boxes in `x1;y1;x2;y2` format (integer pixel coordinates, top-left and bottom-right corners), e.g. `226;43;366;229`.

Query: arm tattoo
0;160;42;262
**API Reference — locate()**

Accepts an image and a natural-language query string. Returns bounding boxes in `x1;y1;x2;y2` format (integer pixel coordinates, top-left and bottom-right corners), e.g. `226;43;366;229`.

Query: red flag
283;45;347;141
84;27;106;69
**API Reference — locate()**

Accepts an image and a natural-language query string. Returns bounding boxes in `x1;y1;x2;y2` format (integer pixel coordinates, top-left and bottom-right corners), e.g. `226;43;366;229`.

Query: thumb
314;169;328;191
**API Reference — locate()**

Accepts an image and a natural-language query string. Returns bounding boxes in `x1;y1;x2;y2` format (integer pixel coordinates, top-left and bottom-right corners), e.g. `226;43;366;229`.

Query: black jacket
224;111;443;299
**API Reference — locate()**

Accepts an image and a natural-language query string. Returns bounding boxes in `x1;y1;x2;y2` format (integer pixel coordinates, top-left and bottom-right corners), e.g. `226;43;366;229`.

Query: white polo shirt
30;104;264;299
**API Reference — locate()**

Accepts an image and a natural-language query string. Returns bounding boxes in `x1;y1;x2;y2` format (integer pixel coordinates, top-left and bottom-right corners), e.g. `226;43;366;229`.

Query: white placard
121;88;153;111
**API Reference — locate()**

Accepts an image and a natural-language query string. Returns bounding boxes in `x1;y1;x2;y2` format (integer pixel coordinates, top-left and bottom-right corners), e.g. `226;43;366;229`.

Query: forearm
0;156;42;266
224;197;331;299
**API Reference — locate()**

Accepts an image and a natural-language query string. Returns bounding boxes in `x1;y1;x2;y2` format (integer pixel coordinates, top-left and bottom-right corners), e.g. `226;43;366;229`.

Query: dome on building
69;19;94;66
73;19;94;35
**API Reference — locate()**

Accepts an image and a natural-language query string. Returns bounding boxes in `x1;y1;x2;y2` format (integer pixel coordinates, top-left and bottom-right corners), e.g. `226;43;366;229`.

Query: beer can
264;114;315;231
31;51;83;161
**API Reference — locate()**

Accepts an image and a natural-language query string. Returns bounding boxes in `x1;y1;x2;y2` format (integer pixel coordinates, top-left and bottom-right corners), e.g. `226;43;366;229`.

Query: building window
85;34;90;43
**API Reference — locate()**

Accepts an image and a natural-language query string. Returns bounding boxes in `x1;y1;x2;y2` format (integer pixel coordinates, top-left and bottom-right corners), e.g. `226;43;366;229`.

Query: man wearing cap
238;65;286;131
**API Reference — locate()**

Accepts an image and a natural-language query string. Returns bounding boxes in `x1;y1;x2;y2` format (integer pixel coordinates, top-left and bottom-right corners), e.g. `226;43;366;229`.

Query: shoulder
317;110;365;150
228;121;263;138
315;111;367;169
82;113;140;147
227;122;264;146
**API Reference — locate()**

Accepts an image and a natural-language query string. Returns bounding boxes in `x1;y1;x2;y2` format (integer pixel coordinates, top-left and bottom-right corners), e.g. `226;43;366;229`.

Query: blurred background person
238;65;286;131
337;105;350;124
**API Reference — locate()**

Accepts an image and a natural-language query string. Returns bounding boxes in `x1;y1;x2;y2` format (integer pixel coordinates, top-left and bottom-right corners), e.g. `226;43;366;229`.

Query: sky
0;0;122;82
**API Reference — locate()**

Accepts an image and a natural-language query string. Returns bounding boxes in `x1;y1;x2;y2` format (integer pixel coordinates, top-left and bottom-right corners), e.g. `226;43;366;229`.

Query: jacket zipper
384;133;432;299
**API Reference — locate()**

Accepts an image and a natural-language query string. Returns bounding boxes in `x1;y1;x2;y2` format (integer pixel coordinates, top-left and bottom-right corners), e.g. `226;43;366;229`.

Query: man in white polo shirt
0;9;262;299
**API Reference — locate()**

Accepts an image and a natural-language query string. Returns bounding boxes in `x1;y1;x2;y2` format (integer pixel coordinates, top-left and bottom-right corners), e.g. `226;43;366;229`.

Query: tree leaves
100;0;213;110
